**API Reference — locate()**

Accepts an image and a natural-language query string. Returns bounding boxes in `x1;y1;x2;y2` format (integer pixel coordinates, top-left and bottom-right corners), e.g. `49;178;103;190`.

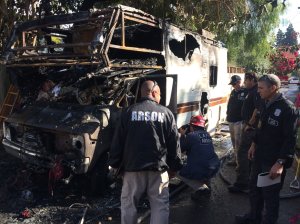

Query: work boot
191;185;211;201
228;183;249;194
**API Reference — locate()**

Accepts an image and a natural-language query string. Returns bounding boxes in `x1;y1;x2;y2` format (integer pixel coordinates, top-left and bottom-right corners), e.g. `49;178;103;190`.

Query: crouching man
179;115;220;200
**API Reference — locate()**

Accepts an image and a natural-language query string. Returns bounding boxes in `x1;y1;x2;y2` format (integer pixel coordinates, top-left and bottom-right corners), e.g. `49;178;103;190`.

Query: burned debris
1;5;167;193
1;4;225;197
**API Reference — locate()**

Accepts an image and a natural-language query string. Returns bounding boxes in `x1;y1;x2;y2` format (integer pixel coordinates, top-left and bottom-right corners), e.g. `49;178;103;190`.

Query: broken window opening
169;34;200;61
111;18;162;51
209;65;218;87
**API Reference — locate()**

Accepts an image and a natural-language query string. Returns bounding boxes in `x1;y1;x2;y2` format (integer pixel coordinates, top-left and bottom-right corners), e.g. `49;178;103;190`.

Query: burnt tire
86;152;109;196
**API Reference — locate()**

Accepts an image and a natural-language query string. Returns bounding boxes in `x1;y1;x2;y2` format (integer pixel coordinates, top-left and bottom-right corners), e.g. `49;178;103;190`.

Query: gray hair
258;74;281;89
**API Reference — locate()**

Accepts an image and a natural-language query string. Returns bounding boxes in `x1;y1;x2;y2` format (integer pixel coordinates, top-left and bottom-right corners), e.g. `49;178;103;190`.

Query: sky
279;0;300;33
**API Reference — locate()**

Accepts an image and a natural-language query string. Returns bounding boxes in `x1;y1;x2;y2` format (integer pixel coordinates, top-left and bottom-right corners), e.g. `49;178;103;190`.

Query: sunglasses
259;75;277;85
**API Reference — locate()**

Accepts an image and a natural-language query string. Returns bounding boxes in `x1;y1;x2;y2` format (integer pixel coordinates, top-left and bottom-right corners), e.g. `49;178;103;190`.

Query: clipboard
257;172;281;187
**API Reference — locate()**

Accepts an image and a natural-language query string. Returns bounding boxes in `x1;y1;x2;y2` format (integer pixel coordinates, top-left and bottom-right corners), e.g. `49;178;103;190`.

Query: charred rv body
1;5;230;191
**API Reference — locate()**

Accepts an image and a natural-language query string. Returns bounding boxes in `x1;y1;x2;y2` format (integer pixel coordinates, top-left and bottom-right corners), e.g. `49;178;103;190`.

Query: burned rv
1;5;230;191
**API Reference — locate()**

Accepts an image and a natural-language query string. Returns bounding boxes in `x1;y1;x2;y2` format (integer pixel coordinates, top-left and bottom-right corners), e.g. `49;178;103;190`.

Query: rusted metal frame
13;42;91;51
10;58;96;64
123;11;158;25
101;9;121;67
19;15;103;33
109;44;161;54
123;15;158;28
6;61;99;67
11;53;93;60
103;9;121;54
22;32;26;47
121;12;125;47
115;77;139;107
110;64;162;69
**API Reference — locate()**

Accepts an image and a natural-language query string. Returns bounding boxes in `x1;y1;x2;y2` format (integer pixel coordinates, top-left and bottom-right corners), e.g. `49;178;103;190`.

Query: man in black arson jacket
235;74;298;224
108;80;182;224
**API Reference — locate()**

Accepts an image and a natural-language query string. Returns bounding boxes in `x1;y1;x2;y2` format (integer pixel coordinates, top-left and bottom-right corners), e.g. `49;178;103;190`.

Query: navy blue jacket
254;94;297;166
179;129;220;180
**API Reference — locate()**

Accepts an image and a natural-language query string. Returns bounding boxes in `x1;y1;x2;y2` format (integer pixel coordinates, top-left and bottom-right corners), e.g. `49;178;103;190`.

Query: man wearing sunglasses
109;80;182;224
235;74;297;224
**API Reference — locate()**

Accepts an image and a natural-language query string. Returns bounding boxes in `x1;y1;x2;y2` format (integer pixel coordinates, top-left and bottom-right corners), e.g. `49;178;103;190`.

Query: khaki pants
121;171;169;224
228;121;243;163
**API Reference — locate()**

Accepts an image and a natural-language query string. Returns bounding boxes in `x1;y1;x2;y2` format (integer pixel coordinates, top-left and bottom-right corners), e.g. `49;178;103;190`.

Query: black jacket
108;97;183;172
241;85;261;123
227;88;248;122
254;94;297;165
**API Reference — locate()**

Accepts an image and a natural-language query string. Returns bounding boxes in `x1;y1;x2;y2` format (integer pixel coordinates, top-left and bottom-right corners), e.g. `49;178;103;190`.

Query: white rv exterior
163;24;232;133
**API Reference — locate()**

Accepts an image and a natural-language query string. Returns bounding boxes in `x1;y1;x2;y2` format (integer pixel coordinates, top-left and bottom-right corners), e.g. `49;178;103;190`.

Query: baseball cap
228;75;241;85
190;115;205;127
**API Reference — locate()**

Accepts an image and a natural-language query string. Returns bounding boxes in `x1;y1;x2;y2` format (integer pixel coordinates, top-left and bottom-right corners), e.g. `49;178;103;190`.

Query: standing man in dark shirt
235;74;298;224
229;72;261;193
109;80;182;224
227;75;248;165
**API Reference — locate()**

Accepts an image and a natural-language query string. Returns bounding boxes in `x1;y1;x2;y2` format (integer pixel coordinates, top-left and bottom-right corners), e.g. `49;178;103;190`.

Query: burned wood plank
109;44;161;54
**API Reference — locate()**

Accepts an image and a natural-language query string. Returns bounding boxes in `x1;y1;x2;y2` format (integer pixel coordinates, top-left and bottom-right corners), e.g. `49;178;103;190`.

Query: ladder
0;85;19;125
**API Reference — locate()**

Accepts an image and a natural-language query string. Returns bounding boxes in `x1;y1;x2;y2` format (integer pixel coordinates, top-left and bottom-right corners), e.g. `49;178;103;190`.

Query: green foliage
276;23;299;47
276;29;285;47
283;24;298;46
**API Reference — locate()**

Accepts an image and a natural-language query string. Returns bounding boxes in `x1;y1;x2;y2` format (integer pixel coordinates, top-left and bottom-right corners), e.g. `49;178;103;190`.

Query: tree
283;23;298;46
269;24;299;77
269;49;298;76
276;29;285;47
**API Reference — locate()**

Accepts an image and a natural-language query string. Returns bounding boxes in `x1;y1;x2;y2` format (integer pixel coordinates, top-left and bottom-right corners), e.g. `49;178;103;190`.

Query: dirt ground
0;135;299;224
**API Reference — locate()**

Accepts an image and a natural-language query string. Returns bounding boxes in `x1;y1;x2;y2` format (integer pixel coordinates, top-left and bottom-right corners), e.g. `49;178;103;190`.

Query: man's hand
168;170;177;179
269;162;283;180
244;124;252;132
248;143;256;160
179;127;187;136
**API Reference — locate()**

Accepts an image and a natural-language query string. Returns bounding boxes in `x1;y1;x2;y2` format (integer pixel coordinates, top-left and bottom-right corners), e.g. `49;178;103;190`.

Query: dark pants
235;128;255;186
248;159;286;224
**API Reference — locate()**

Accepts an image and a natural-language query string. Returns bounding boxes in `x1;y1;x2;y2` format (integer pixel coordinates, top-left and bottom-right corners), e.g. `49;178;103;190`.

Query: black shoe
228;184;249;194
191;187;211;201
235;214;253;224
